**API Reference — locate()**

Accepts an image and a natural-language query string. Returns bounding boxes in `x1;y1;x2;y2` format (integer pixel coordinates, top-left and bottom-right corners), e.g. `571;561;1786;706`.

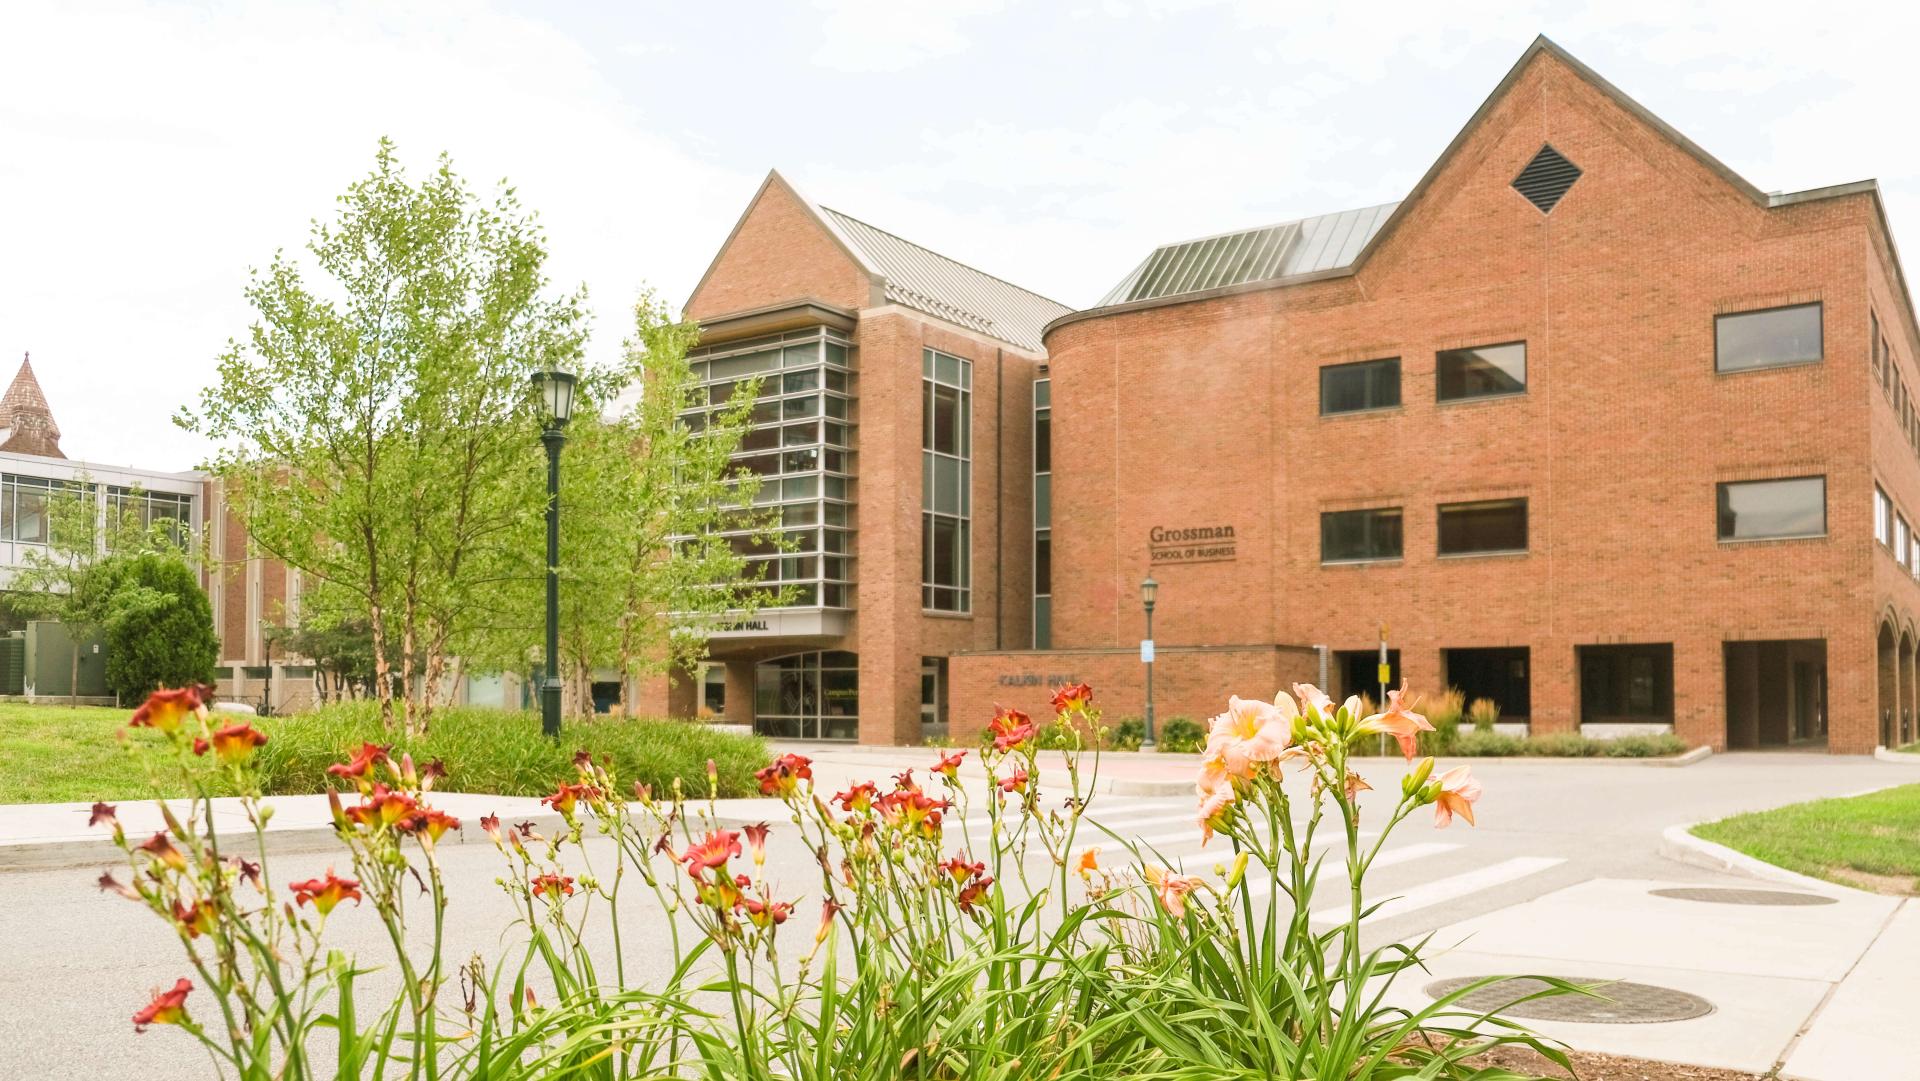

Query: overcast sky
4;1;1918;471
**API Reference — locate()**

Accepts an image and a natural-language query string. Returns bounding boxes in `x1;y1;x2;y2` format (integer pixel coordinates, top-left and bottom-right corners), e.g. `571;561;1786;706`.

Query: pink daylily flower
1143;865;1206;918
1433;765;1483;828
1355;686;1434;760
1203;695;1293;779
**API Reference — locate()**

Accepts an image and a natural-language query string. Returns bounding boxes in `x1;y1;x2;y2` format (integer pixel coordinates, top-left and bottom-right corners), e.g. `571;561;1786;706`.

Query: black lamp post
532;367;577;739
1140;576;1158;751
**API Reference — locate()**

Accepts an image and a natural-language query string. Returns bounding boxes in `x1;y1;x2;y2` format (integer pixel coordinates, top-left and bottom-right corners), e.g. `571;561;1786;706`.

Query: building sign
997;673;1083;688
1148;523;1237;565
705;609;853;640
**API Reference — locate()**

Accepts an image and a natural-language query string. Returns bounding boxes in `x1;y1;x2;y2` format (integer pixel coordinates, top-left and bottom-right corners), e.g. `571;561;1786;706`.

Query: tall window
1321;506;1403;563
1320;358;1401;415
1437;498;1528;555
1901;516;1912;568
1717;476;1826;541
1437;342;1526;401
1033;377;1051;646
1714;303;1822;373
923;349;971;613
1878;486;1894;547
681;327;857;609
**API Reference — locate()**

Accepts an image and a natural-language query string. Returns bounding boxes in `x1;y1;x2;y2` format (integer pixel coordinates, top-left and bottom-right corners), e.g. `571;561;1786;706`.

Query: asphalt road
1;751;1904;1080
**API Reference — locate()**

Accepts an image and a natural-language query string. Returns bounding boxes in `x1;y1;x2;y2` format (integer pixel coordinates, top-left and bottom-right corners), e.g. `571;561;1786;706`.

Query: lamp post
532;367;577;739
1140;576;1158;751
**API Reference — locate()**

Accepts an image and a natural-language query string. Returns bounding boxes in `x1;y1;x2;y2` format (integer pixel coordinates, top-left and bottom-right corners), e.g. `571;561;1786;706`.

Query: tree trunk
399;598;419;737
368;599;394;728
69;639;80;708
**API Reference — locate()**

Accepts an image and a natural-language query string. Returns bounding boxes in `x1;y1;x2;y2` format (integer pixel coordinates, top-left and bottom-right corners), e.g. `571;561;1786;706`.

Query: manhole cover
1425;976;1714;1024
1649;886;1837;906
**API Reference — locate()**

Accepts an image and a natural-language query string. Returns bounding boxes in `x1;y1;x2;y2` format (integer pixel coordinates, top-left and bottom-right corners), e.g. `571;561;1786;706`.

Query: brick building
682;37;1920;754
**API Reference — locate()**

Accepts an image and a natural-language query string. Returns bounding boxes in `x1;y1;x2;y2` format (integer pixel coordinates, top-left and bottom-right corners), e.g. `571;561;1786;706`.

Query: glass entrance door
754;651;858;740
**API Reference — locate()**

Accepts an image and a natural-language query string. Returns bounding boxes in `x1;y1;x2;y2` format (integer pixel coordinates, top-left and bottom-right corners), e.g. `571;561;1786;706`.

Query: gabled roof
0;354;64;459
1054;35;1895;339
816;206;1071;352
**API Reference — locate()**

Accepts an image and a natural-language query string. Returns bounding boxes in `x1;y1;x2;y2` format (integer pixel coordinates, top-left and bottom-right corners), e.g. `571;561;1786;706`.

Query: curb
1100;778;1191;797
0;804;775;874
1657;823;1861;895
1872;746;1920;763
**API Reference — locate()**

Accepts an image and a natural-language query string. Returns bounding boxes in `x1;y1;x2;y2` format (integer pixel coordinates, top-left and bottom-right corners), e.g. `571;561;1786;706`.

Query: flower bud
1404;756;1435;796
1225;852;1250;890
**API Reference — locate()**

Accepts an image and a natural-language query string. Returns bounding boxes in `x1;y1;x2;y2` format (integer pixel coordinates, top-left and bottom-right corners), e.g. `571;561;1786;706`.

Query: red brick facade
674;39;1920;754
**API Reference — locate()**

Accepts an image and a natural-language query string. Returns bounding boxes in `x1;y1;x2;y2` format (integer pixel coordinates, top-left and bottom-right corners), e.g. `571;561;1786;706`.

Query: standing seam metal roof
819;207;1071;353
1097;201;1400;307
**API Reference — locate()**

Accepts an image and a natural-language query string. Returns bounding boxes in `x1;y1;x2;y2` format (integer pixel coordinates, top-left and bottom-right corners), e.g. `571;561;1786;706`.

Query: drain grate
1649;886;1837;906
1425;976;1714;1024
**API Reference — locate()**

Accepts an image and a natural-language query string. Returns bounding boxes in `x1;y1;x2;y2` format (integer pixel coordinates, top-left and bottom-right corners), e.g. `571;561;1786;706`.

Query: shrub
1453;730;1530;756
1467;696;1501;733
251;701;768;797
100;552;218;703
1110;715;1146;751
1157;715;1206;753
95;683;1575;1079
1419;687;1465;756
1592;732;1689;757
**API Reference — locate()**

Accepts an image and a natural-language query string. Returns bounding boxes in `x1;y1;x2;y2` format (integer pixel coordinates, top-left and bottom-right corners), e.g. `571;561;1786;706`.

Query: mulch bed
1470;1045;1768;1080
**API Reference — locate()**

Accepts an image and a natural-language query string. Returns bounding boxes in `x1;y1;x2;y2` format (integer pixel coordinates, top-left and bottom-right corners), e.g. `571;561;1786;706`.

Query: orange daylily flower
1143;865;1206;918
132;978;192;1032
833;781;879;813
1049;681;1093;714
137;831;189;873
530;873;575;900
755;753;813;796
1075;848;1099;878
171;899;217;938
325;742;390;785
289;869;363;915
541;782;601;817
128;687;205;735
194;721;268;763
998;769;1030;795
681;830;743;874
1432;765;1483;828
816;898;844;943
931;749;967;779
940;853;985;884
400;806;460;843
988;706;1038;752
955;873;994;913
1355;687;1434;761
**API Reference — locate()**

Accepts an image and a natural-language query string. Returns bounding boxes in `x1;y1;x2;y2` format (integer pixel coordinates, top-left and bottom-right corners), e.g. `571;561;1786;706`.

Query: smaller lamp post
1140;576;1158;751
532;366;577;739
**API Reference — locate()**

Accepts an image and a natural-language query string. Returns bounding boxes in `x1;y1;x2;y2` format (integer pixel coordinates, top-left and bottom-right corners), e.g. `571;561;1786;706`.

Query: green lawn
1693;784;1920;894
0;699;770;805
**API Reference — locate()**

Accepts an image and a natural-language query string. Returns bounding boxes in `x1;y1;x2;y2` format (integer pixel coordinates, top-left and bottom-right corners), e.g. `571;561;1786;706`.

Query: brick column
724;658;757;727
1672;634;1723;749
1529;637;1576;736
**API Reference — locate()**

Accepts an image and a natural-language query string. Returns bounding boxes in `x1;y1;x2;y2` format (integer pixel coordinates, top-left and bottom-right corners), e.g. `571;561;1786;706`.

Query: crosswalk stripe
1310;856;1565;924
1238;841;1455;897
948;804;1192;833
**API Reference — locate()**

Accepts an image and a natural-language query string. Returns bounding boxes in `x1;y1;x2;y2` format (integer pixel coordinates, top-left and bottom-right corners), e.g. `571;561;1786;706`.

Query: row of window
1873;485;1920;580
1324;476;1827;563
1319;303;1824;417
1870;308;1920;466
1033;376;1052;647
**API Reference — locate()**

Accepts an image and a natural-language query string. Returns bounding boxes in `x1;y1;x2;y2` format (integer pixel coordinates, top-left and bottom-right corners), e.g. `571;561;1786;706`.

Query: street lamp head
1140;575;1158;610
531;367;578;430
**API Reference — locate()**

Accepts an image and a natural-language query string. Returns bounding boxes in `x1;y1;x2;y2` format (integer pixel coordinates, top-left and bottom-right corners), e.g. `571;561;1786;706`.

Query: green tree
99;551;219;703
184;140;588;734
11;474;178;705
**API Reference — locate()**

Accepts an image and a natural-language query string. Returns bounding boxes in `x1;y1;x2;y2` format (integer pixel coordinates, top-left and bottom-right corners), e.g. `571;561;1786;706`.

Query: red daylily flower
755;753;813;797
1050;682;1094;714
479;813;502;844
132;978;191;1032
681;830;743;874
96;871;140;901
289;869;363;915
833;781;878;813
815;898;843;944
998;770;1030;795
541;781;601;817
939;853;985;884
530;873;575;900
193;722;268;763
400;806;461;843
129;687;205;735
325;742;390;784
342;784;418;831
932;749;967;779
171;899;216;938
743;822;771;866
88;802;117;829
988;706;1037;752
956;874;994;913
741;896;792;928
137;831;188;873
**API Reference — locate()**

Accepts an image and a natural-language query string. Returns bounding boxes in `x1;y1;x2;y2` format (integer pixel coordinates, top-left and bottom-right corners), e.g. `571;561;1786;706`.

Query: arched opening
1878;621;1900;748
1904;629;1918;746
753;651;859;741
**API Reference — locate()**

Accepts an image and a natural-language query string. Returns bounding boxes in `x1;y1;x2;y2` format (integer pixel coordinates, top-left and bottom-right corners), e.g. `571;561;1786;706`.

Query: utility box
24;621;110;699
0;633;24;696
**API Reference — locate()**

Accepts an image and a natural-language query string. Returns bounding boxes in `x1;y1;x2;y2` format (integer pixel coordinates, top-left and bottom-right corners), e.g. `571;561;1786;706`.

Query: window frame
1435;341;1528;403
1713;302;1824;374
1318;357;1403;417
1877;485;1894;547
1715;475;1828;543
1436;497;1529;557
1319;505;1405;564
922;348;972;614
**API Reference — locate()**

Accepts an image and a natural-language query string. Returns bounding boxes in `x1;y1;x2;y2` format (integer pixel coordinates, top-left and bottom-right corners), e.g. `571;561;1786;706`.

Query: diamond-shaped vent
1512;144;1581;213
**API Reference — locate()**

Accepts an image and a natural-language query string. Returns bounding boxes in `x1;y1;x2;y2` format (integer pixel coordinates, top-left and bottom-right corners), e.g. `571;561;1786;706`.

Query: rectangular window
1437;498;1528;555
923;349;971;613
1032;377;1051;647
1319;358;1401;415
1878;486;1893;546
1886;335;1897;394
1717;476;1826;541
1715;302;1822;372
1320;506;1403;563
1437;342;1526;401
1873;311;1882;381
1901;516;1912;567
1578;643;1673;722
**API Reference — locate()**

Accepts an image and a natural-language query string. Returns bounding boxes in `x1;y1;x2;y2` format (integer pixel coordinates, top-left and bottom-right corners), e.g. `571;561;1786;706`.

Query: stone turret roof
0;355;65;459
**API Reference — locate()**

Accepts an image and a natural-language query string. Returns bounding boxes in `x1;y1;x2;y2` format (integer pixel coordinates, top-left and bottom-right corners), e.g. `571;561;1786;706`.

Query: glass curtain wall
1033;377;1051;646
682;328;856;609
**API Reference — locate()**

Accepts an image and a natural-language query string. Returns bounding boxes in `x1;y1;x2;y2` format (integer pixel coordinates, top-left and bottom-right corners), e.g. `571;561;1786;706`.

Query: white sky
4;0;1918;471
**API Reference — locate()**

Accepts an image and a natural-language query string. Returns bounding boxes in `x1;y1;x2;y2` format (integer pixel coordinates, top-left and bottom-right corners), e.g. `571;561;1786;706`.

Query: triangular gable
685;170;881;320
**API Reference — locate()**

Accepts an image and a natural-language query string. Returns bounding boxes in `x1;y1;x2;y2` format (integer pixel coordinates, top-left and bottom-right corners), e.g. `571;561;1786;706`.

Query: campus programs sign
1148;523;1237;565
